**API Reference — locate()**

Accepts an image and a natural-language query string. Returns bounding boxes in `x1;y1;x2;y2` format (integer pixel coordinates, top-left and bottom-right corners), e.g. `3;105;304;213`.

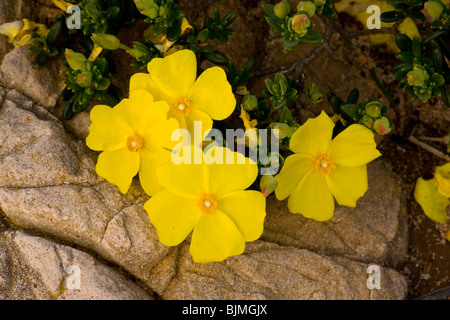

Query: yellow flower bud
289;13;310;36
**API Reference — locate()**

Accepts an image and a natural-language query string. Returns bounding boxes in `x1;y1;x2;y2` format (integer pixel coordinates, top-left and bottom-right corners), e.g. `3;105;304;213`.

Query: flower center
197;194;218;215
173;97;191;115
314;153;336;175
126;134;144;152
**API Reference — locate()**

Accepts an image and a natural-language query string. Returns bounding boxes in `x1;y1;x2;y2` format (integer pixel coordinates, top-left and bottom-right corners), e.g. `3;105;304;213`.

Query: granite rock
0;230;152;300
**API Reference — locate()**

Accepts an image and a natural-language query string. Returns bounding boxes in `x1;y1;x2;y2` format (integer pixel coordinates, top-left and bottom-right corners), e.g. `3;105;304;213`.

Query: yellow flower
238;106;259;148
274;111;381;221
434;162;450;198
414;162;450;224
86;90;179;195
88;44;103;62
0;19;48;47
239;106;258;131
144;146;266;263
52;0;72;11
130;49;235;138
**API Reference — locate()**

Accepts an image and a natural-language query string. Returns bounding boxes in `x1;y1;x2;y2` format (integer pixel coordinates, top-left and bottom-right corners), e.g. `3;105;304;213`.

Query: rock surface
0;46;64;109
0;230;152;300
158;241;407;300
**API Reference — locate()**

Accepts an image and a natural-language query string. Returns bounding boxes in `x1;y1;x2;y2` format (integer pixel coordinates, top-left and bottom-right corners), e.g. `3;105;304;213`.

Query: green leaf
283;35;300;51
46;19;63;46
167;19;182;42
279;106;294;124
85;2;102;19
272;99;286;109
279;77;287;95
65;49;87;71
286;88;297;101
241;60;254;74
221;11;237;27
327;92;344;114
153;22;166;35
265;79;275;95
430;40;443;73
214;9;220;24
341;103;360;121
297;29;323;44
396;34;412;52
414;177;449;224
196;28;210;44
346;88;359;104
265;16;284;34
106;6;121;19
262;4;275;16
396;52;414;63
406;10;425;22
96;77;110;91
412;36;421;58
393;63;413;80
204;51;228;65
380;10;404;23
62;93;77;120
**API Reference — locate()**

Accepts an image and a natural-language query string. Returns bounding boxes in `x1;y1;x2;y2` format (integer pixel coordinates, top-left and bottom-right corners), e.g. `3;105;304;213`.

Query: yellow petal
239;106;258;131
190;209;245;263
288;171;335;221
434;162;450;198
129;73;172;103
325;165;368;207
187;67;235;120
330;124;381;167
289;110;334;156
86;104;133;152
143;117;180;152
88;44;103;62
274;153;314;200
127;90;171;130
218;190;266;241
96;148;140;194
181;17;193;35
147;49;197;98
156;150;208;199
52;0;71;11
185;108;214;138
14;34;32;46
414;177;449;224
207;147;259;197
139;149;171;196
0;21;23;43
144;190;202;246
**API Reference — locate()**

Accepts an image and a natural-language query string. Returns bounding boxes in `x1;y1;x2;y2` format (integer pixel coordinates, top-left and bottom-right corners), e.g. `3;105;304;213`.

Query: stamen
314;153;335;175
173;97;191;115
126;134;144;152
197;194;218;214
